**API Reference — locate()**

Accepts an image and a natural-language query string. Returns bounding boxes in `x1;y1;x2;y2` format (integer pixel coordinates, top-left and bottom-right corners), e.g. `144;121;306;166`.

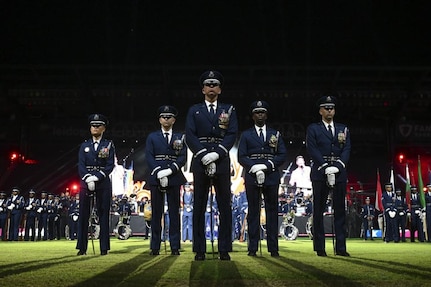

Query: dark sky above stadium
2;1;431;67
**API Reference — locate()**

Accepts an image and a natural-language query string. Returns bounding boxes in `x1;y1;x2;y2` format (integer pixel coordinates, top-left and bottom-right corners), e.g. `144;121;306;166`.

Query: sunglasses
91;124;103;128
161;116;173;120
323;107;334;111
204;83;219;87
253;110;267;114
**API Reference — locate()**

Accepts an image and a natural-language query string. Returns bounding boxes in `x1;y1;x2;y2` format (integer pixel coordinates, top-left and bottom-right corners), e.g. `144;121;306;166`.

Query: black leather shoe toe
316;250;327;257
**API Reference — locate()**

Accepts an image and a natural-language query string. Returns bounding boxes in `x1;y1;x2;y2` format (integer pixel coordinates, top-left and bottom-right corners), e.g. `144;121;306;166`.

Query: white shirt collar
205;100;217;110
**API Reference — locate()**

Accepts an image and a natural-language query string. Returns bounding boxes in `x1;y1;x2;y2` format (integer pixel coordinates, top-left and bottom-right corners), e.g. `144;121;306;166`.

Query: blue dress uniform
425;186;431;242
47;194;57;240
205;193;219;240
68;194;79;240
238;100;287;256
24;189;39;241
7;187;25;241
360;197;375;240
231;191;248;241
146;105;187;255
306;95;351;256
37;191;49;240
77;114;115;255
382;184;398;242
409;187;424;242
0;191;8;240
185;70;238;260
182;184;194;242
394;189;408;242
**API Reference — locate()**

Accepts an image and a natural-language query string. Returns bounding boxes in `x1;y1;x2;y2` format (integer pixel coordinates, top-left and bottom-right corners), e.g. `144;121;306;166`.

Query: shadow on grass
259;255;363;286
70;251;179;287
189;260;246;287
331;255;431;280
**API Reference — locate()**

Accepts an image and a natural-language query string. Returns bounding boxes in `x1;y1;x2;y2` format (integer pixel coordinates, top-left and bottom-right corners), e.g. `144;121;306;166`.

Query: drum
279;223;298;240
114;223;132;240
143;204;152;221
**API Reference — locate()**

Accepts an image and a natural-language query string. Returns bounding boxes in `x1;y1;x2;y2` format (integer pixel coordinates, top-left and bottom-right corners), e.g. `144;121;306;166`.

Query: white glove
388;211;396;218
256;170;265;185
26;205;32;210
157;168;173;179
325;166;339;174
415;209;420;215
399;212;405;216
250;164;267;174
160;177;168;188
8;203;15;210
85;175;99;183
87;181;95;191
206;162;216;177
37;207;43;213
0;207;3;212
201;152;219;165
327;173;335;187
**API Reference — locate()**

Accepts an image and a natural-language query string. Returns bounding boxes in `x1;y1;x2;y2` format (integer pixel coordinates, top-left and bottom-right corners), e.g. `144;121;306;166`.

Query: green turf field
0;237;430;287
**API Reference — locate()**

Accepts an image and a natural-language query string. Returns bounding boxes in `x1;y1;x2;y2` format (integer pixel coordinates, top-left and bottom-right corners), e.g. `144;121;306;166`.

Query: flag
375;168;383;211
389;166;395;189
406;163;411;209
417;155;426;208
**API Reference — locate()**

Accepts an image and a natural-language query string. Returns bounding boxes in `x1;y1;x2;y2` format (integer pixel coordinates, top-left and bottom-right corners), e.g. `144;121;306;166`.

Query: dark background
1;1;431;200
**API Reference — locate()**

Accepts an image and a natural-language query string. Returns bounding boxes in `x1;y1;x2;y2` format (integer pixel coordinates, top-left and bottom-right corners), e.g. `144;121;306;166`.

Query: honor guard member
182;182;194;242
0;191;8;240
231;190;248;242
306;95;351;257
145;105;187;256
360;197;375;240
382;183;398;242
53;195;62;240
238;100;287;257
425;184;431;242
77;114;116;255
47;193;57;240
7;187;25;241
395;188;408;242
37;191;49;240
68;193;80;240
24;189;39;241
409;186;424;242
185;70;239;261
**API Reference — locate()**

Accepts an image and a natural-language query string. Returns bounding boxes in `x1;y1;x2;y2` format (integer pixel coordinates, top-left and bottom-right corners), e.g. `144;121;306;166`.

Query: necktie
328;124;333;137
94;141;99;151
259;128;264;142
209;104;215;116
164;132;169;144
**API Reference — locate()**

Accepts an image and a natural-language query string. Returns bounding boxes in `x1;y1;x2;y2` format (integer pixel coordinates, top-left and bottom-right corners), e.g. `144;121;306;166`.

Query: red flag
375;169;383;211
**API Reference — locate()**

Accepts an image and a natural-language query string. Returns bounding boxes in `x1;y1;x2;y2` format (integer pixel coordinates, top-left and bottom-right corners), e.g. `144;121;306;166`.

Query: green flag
417;155;426;208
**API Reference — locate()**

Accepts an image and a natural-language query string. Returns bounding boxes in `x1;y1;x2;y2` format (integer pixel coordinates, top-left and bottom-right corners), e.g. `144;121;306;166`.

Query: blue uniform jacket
145;130;187;187
78;137;115;189
306;121;351;182
185;102;238;174
238;126;287;186
183;191;194;216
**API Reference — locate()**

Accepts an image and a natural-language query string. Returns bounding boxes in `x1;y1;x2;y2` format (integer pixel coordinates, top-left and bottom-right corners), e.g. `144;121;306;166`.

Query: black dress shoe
77;250;86;256
248;251;257;257
335;251;350;257
316;250;327;257
101;250;108;256
194;252;205;261
219;252;231;261
171;249;180;255
270;251;280;257
150;250;160;256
